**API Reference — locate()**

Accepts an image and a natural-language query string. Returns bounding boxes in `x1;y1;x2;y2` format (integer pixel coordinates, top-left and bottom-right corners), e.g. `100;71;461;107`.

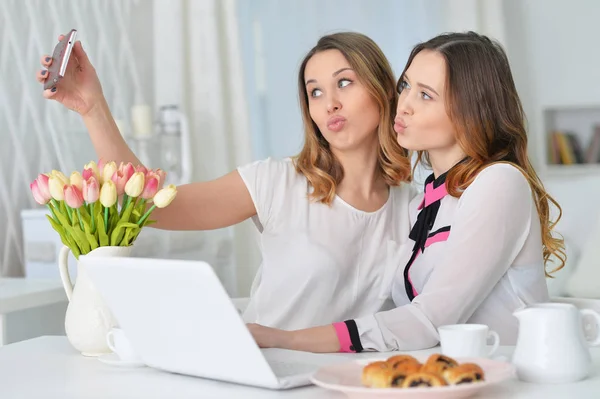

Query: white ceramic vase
58;245;132;356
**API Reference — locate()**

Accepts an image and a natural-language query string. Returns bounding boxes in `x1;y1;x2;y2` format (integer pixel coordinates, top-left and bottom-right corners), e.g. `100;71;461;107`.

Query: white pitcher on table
513;302;600;384
59;245;132;356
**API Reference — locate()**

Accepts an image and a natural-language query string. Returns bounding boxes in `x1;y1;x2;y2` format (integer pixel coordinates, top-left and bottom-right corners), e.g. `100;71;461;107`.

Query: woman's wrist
81;97;109;121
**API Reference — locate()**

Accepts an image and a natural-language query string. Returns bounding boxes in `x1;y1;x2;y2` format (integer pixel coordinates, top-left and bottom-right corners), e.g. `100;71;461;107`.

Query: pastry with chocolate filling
401;372;448;388
443;363;485;384
392;361;421;375
361;361;390;387
420;354;458;374
386;354;420;369
368;368;419;388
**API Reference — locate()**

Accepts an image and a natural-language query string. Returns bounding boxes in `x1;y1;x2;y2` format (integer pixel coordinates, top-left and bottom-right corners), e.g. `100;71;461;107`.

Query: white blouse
237;157;415;330
354;163;550;351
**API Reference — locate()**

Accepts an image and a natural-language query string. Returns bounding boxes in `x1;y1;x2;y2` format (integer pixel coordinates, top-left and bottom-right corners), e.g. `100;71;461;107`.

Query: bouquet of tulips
29;159;177;259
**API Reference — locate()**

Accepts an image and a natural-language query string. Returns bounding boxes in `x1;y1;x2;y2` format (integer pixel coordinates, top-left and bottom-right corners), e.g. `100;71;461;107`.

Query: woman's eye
421;92;432;100
400;80;410;91
338;78;352;88
311;88;322;98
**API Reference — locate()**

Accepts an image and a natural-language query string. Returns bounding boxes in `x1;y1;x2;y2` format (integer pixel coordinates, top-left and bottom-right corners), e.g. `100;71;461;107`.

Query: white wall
502;0;600;265
236;0;443;160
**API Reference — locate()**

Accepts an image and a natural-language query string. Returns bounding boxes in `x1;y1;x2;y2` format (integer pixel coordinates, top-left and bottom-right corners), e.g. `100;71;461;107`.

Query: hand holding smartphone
44;29;77;90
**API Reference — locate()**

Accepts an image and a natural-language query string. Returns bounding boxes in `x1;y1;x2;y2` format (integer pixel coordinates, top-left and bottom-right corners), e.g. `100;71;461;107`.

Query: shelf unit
541;105;600;177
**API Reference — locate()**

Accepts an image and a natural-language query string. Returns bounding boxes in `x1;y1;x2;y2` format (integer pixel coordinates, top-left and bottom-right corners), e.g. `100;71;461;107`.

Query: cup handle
58;246;74;301
580;309;600;347
487;329;500;357
106;330;117;353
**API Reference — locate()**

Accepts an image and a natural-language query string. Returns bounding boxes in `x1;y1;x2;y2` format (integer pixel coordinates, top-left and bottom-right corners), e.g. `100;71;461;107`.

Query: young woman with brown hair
37;32;414;330
248;31;566;351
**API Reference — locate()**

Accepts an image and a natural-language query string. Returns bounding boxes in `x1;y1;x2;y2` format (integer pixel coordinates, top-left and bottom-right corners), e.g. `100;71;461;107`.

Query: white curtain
153;0;258;296
0;0;153;277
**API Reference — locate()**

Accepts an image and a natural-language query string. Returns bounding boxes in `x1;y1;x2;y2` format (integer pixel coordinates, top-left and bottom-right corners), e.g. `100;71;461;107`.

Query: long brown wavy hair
294;32;411;204
399;32;565;276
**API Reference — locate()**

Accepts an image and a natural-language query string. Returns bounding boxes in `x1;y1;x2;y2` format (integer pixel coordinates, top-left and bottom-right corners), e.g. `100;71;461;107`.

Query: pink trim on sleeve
333;322;355;353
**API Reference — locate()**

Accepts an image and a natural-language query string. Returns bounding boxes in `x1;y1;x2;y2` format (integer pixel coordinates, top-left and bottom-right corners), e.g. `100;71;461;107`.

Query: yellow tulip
153;184;177;208
50;170;69;185
101;161;117;185
124;172;145;198
70;171;83;190
99;180;117;207
48;174;67;201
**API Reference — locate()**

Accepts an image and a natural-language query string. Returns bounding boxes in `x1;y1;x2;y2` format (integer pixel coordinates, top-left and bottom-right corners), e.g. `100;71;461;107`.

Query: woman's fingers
41;55;52;67
36;69;48;83
42;88;58;99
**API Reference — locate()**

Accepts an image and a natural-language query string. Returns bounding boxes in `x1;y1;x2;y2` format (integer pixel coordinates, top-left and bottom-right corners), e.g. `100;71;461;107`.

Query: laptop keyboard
267;360;320;378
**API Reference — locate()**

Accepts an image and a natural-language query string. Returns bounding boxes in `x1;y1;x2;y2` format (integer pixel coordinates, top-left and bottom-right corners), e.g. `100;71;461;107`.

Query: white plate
98;353;146;368
310;356;515;399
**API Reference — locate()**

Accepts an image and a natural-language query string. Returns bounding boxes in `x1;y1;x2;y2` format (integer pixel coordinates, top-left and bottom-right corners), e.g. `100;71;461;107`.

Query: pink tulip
83;161;99;181
82;168;94;181
98;158;106;173
111;171;126;195
30;178;51;205
155;169;167;188
111;162;135;196
64;185;84;208
136;165;148;175
140;175;159;199
82;176;100;203
34;174;51;201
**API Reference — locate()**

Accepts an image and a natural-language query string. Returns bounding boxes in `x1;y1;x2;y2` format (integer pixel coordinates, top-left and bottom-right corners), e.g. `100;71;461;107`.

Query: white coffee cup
106;328;140;362
438;324;500;358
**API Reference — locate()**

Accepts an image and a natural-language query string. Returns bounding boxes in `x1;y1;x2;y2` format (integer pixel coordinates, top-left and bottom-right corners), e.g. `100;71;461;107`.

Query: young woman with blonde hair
37;32;415;330
248;31;566;351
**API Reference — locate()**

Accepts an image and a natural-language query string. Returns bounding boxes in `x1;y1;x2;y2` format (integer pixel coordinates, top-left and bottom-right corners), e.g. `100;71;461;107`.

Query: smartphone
44;29;78;90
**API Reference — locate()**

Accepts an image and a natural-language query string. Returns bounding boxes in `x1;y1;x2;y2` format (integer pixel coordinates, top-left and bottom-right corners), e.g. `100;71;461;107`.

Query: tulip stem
46;204;59;223
90;203;95;233
76;208;84;231
65;204;73;224
137;204;156;226
121;194;130;216
104;207;109;233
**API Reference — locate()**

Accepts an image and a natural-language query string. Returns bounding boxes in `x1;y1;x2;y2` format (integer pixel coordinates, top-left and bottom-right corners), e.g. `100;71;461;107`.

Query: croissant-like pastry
420;354;458;374
386;354;420;369
401;372;448;388
392;361;421;375
361;361;389;387
443;363;485;384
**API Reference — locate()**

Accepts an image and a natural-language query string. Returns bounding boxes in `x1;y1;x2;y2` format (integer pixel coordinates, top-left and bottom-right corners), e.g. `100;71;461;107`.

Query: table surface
0;278;66;313
1;336;600;399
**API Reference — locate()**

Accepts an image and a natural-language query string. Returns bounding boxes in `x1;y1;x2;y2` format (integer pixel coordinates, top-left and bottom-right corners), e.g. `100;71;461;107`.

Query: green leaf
85;230;99;251
53;208;71;229
110;221;138;246
70;225;91;254
65;233;81;259
97;213;109;247
71;209;79;227
121;225;140;246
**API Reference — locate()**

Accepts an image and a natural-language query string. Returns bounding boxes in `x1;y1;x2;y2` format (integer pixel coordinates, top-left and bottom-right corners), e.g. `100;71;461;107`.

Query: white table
0;278;67;345
1;336;600;398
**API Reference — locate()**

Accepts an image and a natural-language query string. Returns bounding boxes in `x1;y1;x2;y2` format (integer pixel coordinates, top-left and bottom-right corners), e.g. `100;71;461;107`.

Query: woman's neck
334;145;387;200
428;144;467;178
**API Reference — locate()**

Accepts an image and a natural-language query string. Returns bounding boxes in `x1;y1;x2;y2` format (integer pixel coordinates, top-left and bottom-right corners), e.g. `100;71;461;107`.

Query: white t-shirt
353;163;550;351
237;157;415;330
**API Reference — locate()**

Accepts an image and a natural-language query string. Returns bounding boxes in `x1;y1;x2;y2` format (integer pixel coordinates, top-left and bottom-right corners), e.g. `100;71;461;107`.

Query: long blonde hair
294;32;411;204
400;32;566;276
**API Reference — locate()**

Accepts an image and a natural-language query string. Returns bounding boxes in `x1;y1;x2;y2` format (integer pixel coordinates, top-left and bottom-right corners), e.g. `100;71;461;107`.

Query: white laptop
82;255;348;389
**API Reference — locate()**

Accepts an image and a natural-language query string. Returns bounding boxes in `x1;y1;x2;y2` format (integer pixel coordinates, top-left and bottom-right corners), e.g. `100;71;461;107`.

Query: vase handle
58;245;74;301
